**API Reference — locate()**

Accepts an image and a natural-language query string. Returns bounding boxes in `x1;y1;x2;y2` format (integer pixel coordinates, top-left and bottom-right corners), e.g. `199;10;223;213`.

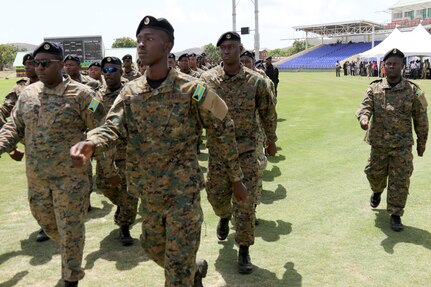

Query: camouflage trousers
206;150;259;246
140;183;203;286
27;174;89;282
96;160;138;226
256;131;267;205
364;146;414;216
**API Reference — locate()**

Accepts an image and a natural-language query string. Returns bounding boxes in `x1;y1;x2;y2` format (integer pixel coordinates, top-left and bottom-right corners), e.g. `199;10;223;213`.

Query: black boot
370;192;381;208
217;215;231;240
119;225;134;246
194;259;208;287
238;245;253;274
36;229;50;242
390;215;403;232
64;280;78;287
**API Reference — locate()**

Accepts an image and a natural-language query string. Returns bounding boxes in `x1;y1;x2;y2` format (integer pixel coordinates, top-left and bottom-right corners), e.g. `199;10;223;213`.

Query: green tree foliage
203;43;221;61
0;44;18;70
268;40;309;58
112;37;138;48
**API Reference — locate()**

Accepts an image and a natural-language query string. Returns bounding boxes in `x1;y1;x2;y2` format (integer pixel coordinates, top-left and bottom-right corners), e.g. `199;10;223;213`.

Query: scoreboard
44;36;104;62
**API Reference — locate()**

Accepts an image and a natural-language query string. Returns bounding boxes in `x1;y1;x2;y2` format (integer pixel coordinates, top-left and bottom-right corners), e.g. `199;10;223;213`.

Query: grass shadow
84;229;148;271
214;235;301;286
86;200;114;221
262;166;282;182
374;209;431;254
254;219;292;242
260;184;287;204
0;231;59;267
268;154;286;164
0;271;28;287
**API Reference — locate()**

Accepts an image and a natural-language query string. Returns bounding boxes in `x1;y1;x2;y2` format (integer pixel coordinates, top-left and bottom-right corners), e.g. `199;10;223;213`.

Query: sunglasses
32;59;60;68
102;67;119;73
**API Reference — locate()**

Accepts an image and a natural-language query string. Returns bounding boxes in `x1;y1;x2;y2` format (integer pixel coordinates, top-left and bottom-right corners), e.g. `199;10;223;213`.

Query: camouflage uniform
122;69;141;81
356;78;428;216
0;77;107;282
94;84;138;226
86;68;242;286
200;64;277;246
0;78;31;127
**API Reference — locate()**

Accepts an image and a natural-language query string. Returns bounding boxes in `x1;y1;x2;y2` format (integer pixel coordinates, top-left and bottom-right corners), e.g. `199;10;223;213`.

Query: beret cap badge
226;34;231;39
43;44;50;50
107;57;112;62
144;17;150;25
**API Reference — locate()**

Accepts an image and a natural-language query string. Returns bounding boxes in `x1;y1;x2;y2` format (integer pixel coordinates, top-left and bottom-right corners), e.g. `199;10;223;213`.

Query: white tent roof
360;24;431;59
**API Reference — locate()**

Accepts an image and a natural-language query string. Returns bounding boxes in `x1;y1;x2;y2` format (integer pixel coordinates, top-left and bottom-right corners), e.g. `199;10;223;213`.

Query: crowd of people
0;16;280;287
336;58;431;79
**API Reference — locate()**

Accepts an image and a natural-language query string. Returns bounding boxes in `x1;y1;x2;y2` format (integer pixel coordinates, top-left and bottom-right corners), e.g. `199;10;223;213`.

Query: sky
0;0;397;53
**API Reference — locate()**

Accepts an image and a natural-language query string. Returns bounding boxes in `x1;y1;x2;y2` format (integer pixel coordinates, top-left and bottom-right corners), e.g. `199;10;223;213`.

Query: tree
0;44;18;71
112;37;138;48
203;43;221;61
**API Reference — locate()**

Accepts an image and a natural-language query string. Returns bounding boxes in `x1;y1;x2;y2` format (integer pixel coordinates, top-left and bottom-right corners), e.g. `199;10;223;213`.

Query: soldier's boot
119;225;134;246
238;245;253;274
64;280;78;287
370;192;381;208
390;215;404;232
36;229;50;242
217;215;231;240
194;259;208;287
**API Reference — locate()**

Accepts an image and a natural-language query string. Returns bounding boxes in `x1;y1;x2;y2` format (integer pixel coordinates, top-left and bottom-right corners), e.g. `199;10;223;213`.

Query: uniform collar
140;67;176;94
382;77;407;91
42;76;70;96
218;63;246;81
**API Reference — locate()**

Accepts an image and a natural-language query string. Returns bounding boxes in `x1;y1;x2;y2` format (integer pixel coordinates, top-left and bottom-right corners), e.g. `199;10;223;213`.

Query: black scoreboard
44;36;104;62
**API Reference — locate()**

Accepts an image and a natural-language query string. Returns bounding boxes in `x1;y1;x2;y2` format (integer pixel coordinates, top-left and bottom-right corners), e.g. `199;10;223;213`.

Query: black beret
178;53;189;61
22;53;34;65
266;56;272;61
122;54;132;60
136;15;174;40
101;56;122;68
88;61;101;69
383;48;405;61
216;31;241;47
201;52;206;57
33;41;64;58
64;54;81;63
168;53;176;60
240;50;255;59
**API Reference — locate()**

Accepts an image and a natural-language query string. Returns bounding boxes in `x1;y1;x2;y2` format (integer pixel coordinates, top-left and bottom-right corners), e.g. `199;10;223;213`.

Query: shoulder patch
88;98;101;112
192;84;206;102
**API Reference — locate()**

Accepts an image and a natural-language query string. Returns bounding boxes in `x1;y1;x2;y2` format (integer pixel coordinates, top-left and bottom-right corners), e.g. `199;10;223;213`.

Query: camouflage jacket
356;78;429;148
0;78;34;127
122;69;142;82
200;64;277;154
0;77;108;179
99;84;127;161
87;68;243;198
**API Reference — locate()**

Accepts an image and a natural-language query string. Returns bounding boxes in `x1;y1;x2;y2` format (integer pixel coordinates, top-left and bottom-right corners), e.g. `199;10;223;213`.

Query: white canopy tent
360;24;431;59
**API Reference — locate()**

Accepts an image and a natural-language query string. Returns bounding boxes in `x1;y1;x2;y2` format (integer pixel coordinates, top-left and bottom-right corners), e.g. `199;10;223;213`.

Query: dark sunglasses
32;59;60;68
102;67;119;73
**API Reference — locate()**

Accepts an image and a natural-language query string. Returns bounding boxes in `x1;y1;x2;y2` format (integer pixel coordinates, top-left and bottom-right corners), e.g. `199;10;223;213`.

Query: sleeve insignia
88;98;100;112
192;84;206;102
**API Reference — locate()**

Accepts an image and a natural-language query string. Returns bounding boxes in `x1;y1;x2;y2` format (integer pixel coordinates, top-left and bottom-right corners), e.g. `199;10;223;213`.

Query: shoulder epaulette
370;79;383;85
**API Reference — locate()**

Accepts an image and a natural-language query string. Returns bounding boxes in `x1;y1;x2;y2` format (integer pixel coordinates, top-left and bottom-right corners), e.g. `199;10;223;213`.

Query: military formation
0;14;428;287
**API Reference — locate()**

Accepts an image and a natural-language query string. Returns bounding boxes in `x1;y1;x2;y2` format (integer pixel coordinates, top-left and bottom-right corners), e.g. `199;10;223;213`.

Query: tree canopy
112;37;138;48
0;44;19;70
203;43;221;61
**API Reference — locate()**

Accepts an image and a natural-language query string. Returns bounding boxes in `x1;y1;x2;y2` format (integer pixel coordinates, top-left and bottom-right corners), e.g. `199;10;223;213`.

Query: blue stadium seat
278;42;381;70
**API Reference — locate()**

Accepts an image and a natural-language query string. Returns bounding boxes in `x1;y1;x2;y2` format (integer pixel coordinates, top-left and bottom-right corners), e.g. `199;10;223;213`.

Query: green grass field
1;72;431;287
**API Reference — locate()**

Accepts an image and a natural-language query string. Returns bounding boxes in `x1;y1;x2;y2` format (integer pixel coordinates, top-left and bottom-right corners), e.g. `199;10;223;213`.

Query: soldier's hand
106;175;122;187
359;116;369;130
70;141;95;167
417;145;426;157
265;141;277;157
8;148;24;161
232;181;248;202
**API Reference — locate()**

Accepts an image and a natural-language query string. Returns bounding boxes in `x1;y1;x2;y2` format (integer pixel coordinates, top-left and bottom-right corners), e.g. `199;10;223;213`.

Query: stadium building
279;0;431;70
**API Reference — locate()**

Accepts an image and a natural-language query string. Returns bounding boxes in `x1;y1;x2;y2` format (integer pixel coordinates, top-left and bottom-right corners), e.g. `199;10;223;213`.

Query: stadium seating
278;42;381;70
